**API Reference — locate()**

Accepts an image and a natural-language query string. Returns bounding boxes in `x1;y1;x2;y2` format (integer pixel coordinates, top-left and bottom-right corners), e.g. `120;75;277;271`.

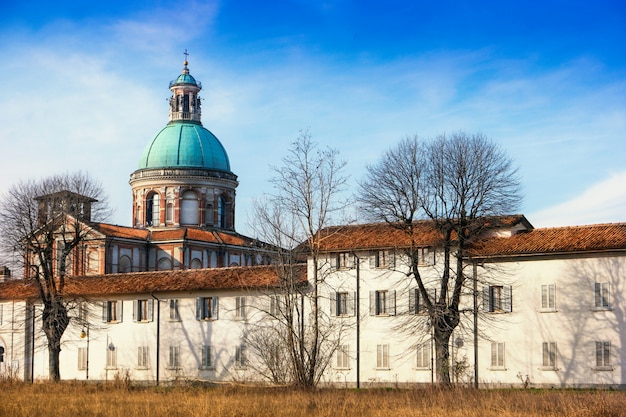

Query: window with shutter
103;301;123;323
416;342;431;369
196;297;219;320
133;299;153;322
542;342;557;369
483;285;512;313
594;282;610;309
490;342;505;369
201;345;213;369
541;284;556;311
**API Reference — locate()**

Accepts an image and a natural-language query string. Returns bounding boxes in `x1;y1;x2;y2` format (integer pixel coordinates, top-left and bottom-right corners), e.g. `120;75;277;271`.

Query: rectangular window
595;341;611;369
491;342;505;369
541;284;556;310
334;252;353;269
371;250;395;269
169;345;180;369
542;342;557;369
78;302;88;323
409;288;436;314
102;301;123;323
133;299;154;322
331;292;354;317
137;346;149;369
196;297;218;320
336;344;349;369
594;282;610;309
370;290;396;316
106;347;117;369
416;342;431;369
169;299;180;321
483;285;512;312
418;247;434;266
201;345;212;369
235;345;247;368
78;347;87;370
235;296;246;320
376;344;390;369
268;295;280;318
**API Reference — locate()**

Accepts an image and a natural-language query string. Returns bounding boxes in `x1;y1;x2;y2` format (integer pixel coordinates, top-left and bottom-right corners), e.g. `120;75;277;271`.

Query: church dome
138;122;231;172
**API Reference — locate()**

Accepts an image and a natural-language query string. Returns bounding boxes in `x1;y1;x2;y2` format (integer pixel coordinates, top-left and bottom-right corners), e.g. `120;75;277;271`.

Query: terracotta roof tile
89;223;149;240
0;265;306;300
315;215;529;252
470;223;626;258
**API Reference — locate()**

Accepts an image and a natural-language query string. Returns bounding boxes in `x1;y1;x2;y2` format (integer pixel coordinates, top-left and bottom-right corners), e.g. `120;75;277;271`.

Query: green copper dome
138;121;231;172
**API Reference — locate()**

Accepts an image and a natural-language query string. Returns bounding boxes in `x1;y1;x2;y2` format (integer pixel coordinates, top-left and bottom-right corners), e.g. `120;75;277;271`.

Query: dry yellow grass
0;381;624;417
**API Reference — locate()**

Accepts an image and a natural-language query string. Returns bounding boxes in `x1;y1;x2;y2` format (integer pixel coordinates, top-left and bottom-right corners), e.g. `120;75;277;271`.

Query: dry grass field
0;381;624;417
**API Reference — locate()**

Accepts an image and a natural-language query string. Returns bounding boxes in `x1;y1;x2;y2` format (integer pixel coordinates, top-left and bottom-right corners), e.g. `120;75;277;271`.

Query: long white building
0;58;624;388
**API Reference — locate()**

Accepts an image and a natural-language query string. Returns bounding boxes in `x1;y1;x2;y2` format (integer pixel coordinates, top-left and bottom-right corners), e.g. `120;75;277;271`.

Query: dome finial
183;49;189;71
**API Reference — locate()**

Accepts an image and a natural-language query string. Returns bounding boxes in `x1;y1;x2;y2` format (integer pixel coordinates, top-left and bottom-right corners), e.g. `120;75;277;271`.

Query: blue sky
0;1;624;236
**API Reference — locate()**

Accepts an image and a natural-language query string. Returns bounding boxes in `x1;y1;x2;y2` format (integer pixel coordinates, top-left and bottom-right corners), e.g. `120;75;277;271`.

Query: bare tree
358;133;521;385
249;130;348;388
0;171;110;381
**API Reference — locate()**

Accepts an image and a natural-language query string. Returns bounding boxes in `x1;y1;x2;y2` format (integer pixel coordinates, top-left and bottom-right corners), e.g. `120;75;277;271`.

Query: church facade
0;59;624;388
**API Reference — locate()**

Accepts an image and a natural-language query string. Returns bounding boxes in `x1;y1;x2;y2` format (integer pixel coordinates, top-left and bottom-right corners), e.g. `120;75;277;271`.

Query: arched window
119;255;131;273
146;193;160;226
190;258;203;269
218;196;226;229
157;257;172;271
180;190;199;226
166;202;174;223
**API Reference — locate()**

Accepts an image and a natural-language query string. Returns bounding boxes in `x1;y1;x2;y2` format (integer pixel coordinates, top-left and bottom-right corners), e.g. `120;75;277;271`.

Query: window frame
268;294;280;318
200;345;213;369
133;299;154;322
370;290;396;316
594;282;610;309
483;285;512;313
541;341;557;370
168;345;181;369
335;344;350;369
196;297;219;321
137;346;149;369
169;299;180;321
376;344;390;369
235;296;246;320
541;284;556;311
416;342;431;370
370;250;395;269
333;252;353;270
106;346;117;369
235;345;247;369
417;247;435;266
595;341;612;370
78;347;87;370
331;291;355;317
102;300;123;323
490;342;505;369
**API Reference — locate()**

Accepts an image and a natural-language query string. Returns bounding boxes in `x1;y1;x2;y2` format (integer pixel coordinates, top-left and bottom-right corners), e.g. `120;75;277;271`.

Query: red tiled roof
88;222;262;248
89;223;149;240
0;265;306;300
314;215;530;252
470;223;626;258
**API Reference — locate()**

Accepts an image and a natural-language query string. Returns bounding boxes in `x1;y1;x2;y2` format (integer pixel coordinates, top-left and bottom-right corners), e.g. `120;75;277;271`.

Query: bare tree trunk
434;325;452;385
42;299;69;381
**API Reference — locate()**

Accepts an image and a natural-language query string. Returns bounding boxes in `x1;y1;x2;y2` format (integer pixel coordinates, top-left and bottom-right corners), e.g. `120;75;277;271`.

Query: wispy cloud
529;170;626;227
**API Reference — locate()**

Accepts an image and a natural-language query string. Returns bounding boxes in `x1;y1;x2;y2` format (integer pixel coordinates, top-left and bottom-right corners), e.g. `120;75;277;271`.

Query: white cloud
529;170;626;227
